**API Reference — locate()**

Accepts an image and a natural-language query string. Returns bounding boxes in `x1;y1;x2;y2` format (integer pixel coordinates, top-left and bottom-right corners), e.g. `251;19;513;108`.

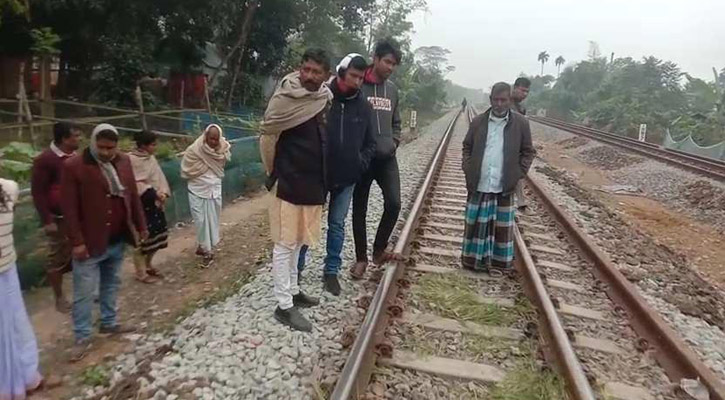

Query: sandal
135;276;158;284
146;268;164;279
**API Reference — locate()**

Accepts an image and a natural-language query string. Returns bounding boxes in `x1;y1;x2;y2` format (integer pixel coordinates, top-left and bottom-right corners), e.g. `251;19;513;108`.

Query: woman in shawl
181;124;231;267
129;130;171;283
0;177;45;398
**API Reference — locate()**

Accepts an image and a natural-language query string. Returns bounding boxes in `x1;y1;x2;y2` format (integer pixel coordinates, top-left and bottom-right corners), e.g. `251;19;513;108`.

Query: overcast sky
410;0;725;90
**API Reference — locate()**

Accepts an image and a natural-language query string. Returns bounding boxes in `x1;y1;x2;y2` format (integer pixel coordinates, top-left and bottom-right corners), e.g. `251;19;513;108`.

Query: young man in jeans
61;124;148;360
349;39;403;279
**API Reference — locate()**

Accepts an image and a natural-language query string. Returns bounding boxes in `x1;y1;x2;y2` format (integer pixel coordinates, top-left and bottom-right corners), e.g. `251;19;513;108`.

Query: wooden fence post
135;85;148;131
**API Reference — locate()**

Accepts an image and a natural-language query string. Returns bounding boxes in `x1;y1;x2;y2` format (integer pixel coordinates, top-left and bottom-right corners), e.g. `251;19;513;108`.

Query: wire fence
0;98;265;289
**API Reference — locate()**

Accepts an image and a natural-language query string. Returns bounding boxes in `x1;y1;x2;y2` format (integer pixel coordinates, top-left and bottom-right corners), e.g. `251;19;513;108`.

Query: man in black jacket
349;39;403;279
315;53;376;295
261;48;332;332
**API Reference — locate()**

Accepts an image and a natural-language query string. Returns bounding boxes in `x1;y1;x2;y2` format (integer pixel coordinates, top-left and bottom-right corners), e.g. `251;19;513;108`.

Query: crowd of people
1;37;535;398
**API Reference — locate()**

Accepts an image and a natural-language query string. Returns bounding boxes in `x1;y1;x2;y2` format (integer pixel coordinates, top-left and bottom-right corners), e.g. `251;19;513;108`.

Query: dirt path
536;141;725;288
24;191;272;399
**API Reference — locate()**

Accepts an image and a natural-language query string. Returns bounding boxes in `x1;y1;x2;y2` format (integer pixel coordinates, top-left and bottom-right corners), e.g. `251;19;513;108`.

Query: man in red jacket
31;122;81;313
61;123;148;361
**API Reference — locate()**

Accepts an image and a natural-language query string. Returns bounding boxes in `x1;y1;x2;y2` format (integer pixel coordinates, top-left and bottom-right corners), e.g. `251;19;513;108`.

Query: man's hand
140;230;149;241
44;223;58;235
72;245;90;261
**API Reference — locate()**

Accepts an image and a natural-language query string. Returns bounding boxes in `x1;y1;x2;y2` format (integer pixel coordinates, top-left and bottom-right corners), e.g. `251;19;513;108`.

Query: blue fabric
477;113;508;193
461;192;515;270
296;185;355;275
323;185;355;275
72;242;125;342
0;263;42;398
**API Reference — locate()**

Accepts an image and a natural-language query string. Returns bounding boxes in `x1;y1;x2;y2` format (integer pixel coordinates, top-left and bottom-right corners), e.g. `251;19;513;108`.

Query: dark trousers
352;156;401;262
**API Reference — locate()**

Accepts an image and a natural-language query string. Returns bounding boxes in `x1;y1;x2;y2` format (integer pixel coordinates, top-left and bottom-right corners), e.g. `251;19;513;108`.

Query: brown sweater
60;149;147;257
31;148;71;225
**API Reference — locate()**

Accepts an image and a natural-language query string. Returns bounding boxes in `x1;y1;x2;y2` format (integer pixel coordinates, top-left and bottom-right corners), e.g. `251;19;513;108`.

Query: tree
555;55;565;77
0;0;24;27
587;41;601;60
538;51;549;75
364;0;426;52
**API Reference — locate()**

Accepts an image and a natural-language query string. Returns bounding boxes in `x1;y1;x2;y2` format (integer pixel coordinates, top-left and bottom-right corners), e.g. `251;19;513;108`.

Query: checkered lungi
461;192;515;271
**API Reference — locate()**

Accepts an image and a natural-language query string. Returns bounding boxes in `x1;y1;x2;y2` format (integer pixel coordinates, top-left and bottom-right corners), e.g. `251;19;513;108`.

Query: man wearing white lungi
181;124;231;267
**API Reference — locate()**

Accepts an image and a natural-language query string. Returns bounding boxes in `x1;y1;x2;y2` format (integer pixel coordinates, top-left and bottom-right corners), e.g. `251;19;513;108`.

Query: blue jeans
297;184;355;276
72;242;125;342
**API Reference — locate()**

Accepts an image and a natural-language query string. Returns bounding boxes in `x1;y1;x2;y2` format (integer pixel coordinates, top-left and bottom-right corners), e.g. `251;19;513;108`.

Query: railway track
329;107;725;400
530;115;725;181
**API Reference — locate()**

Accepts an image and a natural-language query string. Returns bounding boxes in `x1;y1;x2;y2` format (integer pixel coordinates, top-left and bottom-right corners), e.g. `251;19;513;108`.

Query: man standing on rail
461;82;536;276
260;49;332;332
349;38;403;280
511;77;531;213
31;122;82;313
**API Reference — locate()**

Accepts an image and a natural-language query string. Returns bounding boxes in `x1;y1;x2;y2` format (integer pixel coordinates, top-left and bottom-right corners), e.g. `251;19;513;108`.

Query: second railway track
329;107;725;400
530;116;725;182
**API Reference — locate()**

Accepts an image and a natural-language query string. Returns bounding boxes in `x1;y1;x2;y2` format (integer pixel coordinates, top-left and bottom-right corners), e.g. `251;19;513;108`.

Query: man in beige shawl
181;123;231;267
260;48;332;332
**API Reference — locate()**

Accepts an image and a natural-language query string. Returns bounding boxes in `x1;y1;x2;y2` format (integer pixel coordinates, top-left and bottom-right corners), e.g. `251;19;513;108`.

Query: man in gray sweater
349;39;403;279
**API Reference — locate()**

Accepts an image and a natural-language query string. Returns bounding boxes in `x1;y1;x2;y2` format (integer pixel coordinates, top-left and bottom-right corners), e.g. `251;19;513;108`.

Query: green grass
413;274;530;327
488;359;568;400
463;335;531;363
79;365;110;387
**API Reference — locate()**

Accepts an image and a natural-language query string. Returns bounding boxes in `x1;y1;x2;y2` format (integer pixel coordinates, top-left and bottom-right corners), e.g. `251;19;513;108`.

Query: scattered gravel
556;136;590;149
578;145;646;170
531;120;725;234
529;161;725;382
609;161;725;234
73;111;460;400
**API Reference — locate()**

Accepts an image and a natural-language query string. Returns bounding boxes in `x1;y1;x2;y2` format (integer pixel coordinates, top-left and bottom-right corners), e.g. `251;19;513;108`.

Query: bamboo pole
135;85;148;131
180;79;185;109
204;76;212;116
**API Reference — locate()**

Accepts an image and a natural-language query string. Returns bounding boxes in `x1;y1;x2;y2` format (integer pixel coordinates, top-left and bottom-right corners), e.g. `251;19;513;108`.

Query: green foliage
0;0;24;28
155;141;177;161
30;26;60;56
527;55;725;146
0;141;39;163
489;359;567;400
0;160;32;184
79;366;110;388
90;37;157;107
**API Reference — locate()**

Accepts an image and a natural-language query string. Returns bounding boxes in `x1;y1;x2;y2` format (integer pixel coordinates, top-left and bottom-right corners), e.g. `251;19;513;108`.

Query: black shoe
293;292;320;308
323;274;341;296
274;306;312;332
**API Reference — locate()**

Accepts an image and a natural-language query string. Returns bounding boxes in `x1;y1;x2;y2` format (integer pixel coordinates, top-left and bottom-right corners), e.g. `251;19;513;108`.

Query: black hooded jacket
326;78;377;190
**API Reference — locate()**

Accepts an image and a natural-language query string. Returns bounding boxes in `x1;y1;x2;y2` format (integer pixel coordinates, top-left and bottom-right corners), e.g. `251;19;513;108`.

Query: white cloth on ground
0;263;42;399
188;192;221;252
272;242;302;310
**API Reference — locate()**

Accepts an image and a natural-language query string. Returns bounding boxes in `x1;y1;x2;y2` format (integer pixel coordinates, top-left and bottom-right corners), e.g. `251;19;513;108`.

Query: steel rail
525;174;725;400
534;116;725;168
329;109;462;400
530;116;725;181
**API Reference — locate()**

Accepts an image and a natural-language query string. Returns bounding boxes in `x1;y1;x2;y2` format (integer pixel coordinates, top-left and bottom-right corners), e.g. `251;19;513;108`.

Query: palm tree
538;51;550;75
555;56;566;77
